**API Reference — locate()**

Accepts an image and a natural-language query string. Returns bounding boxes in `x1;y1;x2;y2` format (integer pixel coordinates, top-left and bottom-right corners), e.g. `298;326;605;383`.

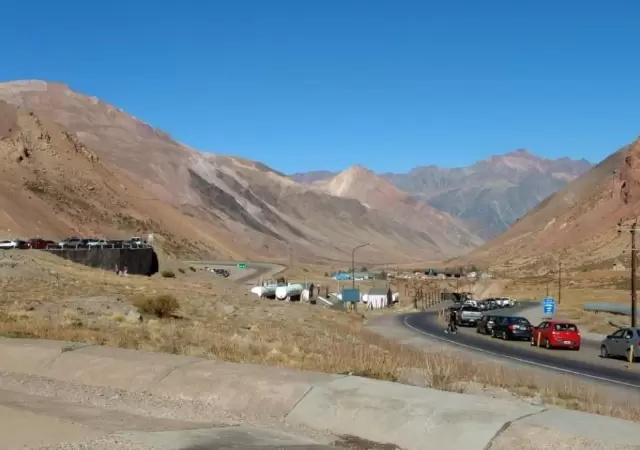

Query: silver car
600;327;640;362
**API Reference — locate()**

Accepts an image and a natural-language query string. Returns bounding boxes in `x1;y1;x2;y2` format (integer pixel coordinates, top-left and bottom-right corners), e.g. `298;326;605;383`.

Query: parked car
27;238;56;249
530;321;581;350
476;314;499;335
87;239;108;247
457;305;482;327
600;327;640;362
0;239;18;249
58;237;83;248
491;316;533;340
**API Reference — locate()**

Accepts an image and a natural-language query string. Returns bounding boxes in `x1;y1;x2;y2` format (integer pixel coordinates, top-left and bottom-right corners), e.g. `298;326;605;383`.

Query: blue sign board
543;297;556;315
341;288;360;303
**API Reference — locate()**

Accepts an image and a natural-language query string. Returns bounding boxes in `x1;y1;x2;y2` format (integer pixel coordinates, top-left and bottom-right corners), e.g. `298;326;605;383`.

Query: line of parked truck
0;236;149;250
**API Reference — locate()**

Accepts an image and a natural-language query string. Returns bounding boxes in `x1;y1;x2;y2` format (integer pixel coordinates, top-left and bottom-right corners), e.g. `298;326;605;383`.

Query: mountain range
0;80;480;263
291;152;592;239
463;140;638;271
1;79;626;269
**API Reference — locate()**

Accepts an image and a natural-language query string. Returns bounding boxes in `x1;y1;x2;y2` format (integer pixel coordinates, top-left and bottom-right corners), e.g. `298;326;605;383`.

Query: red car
530;321;581;350
27;238;56;250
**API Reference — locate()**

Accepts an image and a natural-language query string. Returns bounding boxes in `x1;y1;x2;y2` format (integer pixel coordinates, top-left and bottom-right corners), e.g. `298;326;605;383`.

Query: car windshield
554;323;577;332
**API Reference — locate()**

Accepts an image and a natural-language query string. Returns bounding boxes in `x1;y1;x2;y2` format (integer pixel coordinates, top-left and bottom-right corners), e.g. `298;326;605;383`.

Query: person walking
445;308;458;334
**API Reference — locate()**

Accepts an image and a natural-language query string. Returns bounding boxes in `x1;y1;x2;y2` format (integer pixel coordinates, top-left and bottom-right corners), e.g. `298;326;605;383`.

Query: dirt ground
0;251;639;423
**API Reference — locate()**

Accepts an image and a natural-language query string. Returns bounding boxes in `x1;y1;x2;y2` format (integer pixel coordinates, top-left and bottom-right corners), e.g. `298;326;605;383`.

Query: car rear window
554;323;578;332
463;307;479;312
508;317;529;324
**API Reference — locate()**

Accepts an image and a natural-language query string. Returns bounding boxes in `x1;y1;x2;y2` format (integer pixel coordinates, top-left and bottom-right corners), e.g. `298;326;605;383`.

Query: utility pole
618;220;638;328
558;260;562;305
546;278;549;297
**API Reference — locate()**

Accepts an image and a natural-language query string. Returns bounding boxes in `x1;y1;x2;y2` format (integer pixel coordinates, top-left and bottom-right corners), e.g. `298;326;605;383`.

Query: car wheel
476;327;481;334
544;339;551;350
600;345;609;359
573;346;580;351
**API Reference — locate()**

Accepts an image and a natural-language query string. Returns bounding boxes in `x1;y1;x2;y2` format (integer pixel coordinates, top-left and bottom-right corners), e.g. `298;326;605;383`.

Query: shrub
178;268;186;274
161;270;176;278
132;294;179;318
189;266;196;272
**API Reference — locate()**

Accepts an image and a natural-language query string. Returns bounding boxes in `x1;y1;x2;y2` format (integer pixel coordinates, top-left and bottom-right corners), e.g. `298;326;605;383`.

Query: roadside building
367;287;392;309
332;273;351;281
298;282;316;301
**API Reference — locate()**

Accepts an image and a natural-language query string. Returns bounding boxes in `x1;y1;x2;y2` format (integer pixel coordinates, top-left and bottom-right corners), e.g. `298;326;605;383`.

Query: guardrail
46;244;152;250
583;302;631;316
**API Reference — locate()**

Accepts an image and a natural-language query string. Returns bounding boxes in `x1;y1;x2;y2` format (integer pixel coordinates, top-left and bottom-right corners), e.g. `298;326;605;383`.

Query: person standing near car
445;308;458;334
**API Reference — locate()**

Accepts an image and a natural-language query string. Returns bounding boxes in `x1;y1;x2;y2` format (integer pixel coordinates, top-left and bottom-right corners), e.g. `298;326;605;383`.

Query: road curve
184;260;286;285
401;309;640;390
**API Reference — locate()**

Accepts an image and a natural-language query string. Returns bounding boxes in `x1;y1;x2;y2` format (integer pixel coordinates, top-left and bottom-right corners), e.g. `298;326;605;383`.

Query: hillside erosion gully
0;339;639;450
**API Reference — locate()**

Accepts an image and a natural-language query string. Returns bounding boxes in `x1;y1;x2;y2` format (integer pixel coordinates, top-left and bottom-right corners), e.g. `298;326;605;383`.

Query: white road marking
402;315;640;389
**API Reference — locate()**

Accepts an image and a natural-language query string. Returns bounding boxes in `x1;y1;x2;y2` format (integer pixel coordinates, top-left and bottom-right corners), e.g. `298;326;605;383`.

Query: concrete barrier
0;338;638;449
45;247;159;276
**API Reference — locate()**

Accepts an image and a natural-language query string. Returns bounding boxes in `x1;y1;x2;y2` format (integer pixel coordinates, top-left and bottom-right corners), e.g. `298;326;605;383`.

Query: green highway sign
237;263;246;269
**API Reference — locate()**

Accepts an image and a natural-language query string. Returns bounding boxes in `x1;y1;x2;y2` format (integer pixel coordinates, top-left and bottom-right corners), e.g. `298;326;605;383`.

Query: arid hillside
0;101;253;259
314;165;483;256
0;80;481;262
463;140;637;271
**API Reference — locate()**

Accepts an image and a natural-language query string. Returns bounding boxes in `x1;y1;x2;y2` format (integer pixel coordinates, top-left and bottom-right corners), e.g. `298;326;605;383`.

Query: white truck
458;305;483;326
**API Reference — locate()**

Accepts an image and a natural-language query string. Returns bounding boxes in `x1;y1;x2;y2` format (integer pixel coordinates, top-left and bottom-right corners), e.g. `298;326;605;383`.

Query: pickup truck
457;306;483;326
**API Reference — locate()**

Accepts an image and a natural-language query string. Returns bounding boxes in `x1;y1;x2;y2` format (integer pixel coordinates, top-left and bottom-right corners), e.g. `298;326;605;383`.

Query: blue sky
1;1;639;173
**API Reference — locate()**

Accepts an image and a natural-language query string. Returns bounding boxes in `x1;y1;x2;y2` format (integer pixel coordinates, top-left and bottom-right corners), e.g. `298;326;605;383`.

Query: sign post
543;297;556;316
237;263;246;269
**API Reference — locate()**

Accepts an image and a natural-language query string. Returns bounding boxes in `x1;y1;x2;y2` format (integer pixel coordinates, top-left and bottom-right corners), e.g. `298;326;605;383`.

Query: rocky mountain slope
313;165;483;256
461;141;637;271
0;80;480;262
0;100;241;259
292;151;592;239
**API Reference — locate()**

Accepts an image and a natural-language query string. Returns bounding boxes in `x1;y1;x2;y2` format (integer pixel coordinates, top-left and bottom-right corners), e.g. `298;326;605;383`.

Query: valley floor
0;251;638;423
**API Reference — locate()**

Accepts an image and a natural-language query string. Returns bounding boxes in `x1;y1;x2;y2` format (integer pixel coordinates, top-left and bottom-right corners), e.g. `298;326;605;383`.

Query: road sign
543;297;556;315
237;263;246;269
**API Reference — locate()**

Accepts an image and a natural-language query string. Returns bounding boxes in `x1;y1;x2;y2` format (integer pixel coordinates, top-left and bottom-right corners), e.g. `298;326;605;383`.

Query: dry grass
132;293;180;318
1;252;639;422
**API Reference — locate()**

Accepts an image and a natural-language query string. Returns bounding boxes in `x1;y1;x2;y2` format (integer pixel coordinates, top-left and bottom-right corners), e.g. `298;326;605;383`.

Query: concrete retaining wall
45;247;159;276
0;338;638;450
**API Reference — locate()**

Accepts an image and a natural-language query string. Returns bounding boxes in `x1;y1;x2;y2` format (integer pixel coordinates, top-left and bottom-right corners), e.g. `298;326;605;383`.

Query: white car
87;239;108;247
0;239;18;249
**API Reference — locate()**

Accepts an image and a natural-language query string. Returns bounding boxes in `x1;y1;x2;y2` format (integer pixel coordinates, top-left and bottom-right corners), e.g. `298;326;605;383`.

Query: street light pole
618;220;638;328
352;243;372;289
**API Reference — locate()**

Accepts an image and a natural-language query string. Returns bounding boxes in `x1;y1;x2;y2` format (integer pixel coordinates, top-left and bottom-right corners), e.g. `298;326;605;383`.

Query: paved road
402;307;640;390
184;260;286;285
